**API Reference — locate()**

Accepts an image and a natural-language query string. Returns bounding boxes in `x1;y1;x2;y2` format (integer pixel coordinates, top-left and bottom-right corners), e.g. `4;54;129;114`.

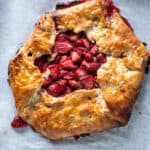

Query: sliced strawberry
80;75;94;89
75;67;87;78
58;79;67;93
82;38;90;49
59;79;68;86
65;86;72;94
59;55;68;63
75;38;90;49
75;47;86;57
63;72;76;80
47;83;65;97
59;70;68;78
90;45;99;55
48;64;60;79
81;60;90;69
93;56;97;62
11;116;27;128
96;53;105;63
75;39;83;47
68;80;80;89
71;51;81;63
84;52;93;62
55;40;73;54
61;58;77;70
82;60;100;73
89;62;101;72
56;33;68;41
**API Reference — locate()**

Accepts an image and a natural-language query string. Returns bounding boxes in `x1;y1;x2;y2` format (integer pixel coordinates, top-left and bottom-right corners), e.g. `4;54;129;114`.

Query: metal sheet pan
0;0;150;149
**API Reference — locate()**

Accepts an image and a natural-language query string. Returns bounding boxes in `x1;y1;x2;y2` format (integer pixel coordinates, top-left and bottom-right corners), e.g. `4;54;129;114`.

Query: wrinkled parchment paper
0;0;150;149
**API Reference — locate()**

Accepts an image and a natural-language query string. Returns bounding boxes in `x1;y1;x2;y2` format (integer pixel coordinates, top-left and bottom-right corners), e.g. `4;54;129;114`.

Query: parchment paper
0;0;150;149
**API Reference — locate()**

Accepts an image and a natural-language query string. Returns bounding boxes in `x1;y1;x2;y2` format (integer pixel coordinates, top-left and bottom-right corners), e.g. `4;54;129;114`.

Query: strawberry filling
104;0;120;19
35;31;106;97
11;116;27;128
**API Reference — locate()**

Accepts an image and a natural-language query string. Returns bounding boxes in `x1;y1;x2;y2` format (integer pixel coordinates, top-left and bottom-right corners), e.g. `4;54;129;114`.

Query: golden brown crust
8;0;149;140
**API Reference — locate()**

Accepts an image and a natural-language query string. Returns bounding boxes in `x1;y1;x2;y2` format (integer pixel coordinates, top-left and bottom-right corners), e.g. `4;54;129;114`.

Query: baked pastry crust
8;0;149;140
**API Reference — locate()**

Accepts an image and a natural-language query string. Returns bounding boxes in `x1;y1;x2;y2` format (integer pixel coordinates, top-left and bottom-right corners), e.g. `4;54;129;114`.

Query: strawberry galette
8;0;149;140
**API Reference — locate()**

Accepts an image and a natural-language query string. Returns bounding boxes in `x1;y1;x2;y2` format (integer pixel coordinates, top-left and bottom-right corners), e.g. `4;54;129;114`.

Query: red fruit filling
54;40;73;54
11;116;27;128
104;0;133;31
104;0;120;19
35;31;106;97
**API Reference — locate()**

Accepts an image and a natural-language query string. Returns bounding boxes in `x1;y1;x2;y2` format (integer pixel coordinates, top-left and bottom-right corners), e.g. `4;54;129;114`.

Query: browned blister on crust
8;0;149;140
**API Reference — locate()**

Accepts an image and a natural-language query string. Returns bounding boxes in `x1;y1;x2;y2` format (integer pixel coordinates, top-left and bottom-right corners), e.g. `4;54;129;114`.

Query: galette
8;0;149;140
